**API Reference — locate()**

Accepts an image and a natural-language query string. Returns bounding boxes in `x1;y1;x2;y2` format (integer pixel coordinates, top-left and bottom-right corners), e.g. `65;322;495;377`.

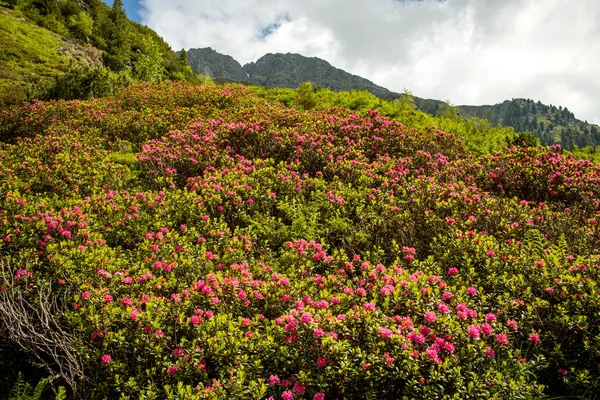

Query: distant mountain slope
243;53;398;100
182;47;600;150
186;47;248;82
460;98;600;149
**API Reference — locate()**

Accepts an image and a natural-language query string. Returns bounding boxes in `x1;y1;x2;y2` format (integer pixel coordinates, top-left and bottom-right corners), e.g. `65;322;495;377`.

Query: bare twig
0;258;89;398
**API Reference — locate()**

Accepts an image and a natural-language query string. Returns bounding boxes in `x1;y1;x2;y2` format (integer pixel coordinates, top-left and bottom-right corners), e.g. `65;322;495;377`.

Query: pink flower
129;309;140;320
103;295;113;303
380;284;394;296
173;348;185;357
496;333;509;345
485;313;497;323
269;375;280;386
480;323;494;336
317;357;328;368
120;297;133;306
447;267;459;275
529;333;540;344
377;327;393;339
282;391;294;400
190;315;201;326
292;383;305;395
313;393;325;400
82;291;91;299
506;319;519;331
484;347;495;358
101;354;111;365
442;291;454;301
166;365;178;375
363;302;376;311
467;324;481;339
407;332;425;344
279;277;290;286
437;303;450;314
466;287;477;296
314;328;324;337
318;300;329;309
300;313;313;324
426;347;442;364
558;368;568;376
424;311;437;323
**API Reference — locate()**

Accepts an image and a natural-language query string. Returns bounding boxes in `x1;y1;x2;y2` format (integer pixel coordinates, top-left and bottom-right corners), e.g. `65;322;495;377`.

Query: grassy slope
0;6;69;105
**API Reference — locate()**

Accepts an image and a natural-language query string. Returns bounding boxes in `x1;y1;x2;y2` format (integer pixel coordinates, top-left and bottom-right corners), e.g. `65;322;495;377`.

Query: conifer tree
102;0;131;71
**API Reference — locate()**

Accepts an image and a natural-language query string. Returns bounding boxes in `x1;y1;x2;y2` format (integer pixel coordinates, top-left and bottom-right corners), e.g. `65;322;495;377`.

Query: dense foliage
0;1;195;105
175;47;600;153
460;98;600;151
1;82;599;399
250;85;520;156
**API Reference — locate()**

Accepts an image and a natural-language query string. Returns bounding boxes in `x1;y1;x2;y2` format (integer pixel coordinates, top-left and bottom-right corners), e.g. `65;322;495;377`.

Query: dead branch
0;258;89;398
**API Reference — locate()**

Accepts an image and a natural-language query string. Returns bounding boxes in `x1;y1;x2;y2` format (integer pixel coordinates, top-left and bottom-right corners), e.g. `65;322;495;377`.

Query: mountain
186;47;248;82
242;53;398;100
460;98;600;149
184;46;599;149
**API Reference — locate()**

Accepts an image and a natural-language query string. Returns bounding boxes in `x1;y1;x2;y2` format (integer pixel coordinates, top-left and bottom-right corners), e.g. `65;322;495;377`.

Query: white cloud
140;0;600;124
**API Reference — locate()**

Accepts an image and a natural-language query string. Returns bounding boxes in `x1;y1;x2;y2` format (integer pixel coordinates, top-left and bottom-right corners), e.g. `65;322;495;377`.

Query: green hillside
0;6;69;105
460;98;600;150
0;0;196;106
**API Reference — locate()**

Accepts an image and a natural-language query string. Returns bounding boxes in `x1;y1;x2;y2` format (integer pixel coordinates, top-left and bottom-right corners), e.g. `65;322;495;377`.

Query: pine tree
102;0;131;71
179;49;189;66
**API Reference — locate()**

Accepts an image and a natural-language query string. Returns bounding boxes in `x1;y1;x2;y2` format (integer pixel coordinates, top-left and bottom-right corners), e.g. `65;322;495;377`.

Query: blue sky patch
258;14;291;40
101;0;143;24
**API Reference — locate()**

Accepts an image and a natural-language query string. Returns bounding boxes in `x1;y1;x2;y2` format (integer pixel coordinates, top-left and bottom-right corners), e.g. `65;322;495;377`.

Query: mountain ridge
185;46;599;150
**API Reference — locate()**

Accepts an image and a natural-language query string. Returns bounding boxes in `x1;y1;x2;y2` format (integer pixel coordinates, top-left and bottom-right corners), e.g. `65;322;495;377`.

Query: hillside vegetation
1;82;599;399
185;49;600;152
460;98;600;150
250;83;526;156
0;0;195;106
0;6;68;105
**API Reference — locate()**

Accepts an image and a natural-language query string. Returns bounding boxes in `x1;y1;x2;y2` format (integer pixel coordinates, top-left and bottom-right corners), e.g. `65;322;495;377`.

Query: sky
107;0;600;124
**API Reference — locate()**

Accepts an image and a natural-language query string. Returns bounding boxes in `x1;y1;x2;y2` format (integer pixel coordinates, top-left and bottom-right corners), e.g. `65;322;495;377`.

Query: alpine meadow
1;1;599;399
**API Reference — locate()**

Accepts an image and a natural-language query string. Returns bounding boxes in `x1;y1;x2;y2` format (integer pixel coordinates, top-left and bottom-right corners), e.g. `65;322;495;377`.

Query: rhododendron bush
0;82;599;399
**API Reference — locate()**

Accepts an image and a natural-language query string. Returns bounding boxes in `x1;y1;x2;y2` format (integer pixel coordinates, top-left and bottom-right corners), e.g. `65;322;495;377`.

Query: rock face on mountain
243;53;398;100
186;47;248;82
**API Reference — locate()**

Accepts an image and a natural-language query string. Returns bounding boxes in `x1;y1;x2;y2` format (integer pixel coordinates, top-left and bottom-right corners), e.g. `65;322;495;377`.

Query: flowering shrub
0;82;599;399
